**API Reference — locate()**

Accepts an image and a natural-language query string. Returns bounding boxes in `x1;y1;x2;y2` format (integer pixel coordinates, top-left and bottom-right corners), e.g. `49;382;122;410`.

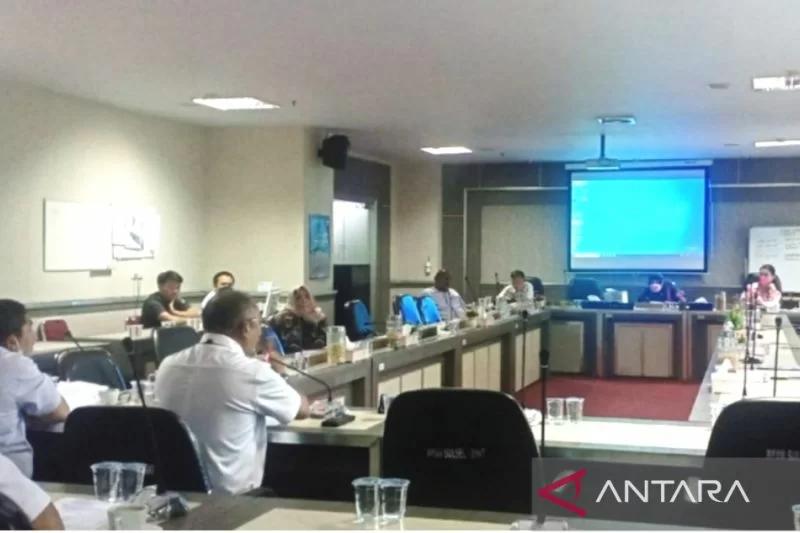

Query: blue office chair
344;299;376;341
57;349;127;389
261;326;286;356
396;294;423;326
418;295;442;325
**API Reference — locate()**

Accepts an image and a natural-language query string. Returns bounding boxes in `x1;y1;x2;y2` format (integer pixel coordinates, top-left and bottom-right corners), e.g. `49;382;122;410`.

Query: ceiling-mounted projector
581;133;620;171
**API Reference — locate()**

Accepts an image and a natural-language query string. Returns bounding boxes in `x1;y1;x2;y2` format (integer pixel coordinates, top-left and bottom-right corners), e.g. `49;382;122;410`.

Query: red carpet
515;375;700;421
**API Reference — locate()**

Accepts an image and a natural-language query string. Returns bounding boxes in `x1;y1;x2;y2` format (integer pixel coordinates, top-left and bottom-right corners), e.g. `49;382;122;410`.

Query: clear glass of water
546;398;565;425
380;478;410;523
91;462;121;502
118;463;147;502
352;477;380;523
565;397;584;423
792;503;800;530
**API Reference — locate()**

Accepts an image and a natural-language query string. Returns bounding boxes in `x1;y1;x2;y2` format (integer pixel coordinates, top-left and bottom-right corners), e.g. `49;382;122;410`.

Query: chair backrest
418;295;442;325
397;295;423;326
527;277;545;297
0;493;32;530
261;326;286;356
153;326;200;364
706;399;800;457
567;278;602;300
344;299;375;340
57;349;126;389
39;318;69;341
382;389;536;514
63;406;210;493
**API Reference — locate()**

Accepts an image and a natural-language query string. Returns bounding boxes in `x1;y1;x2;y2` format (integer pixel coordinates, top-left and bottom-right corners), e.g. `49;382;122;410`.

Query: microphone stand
773;316;783;397
121;338;188;518
270;356;355;427
520;310;529;405
742;287;753;398
65;331;85;352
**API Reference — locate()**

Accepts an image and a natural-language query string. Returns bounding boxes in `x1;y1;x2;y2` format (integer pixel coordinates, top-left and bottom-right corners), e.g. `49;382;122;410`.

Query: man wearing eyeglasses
155;290;310;495
0;300;70;477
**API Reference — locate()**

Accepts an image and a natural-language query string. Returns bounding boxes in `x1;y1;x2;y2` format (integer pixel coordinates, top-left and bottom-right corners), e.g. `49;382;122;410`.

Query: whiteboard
748;226;800;292
44;200;112;271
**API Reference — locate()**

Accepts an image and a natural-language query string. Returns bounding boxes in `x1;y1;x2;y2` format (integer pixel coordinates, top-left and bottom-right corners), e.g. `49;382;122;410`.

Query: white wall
391;161;442;281
0;80;209;302
203;126;306;293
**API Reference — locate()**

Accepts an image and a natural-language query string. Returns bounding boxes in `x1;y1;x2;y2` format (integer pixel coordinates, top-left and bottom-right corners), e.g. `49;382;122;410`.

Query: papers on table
54;497;112;530
57;381;108;410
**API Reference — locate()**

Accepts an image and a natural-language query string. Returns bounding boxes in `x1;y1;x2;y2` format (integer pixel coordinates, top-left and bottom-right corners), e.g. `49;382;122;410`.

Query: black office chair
706;398;800;457
0;493;32;530
382;389;537;514
527;277;545;298
57;349;127;389
153;326;199;365
567;278;602;300
343;299;376;341
63;406;210;493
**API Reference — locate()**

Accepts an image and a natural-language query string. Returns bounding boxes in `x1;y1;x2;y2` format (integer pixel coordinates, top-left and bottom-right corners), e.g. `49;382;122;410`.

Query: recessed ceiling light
420;146;473;155
192;97;280;111
754;139;800;148
708;82;730;90
752;74;800;92
597;115;636;125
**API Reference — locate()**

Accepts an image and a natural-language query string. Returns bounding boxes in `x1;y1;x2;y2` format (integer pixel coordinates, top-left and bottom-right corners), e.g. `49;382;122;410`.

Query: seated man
0;300;70;477
497;270;535;303
201;270;236;309
155;290;310;494
421;269;467;321
0;453;64;529
140;270;201;328
638;274;686;303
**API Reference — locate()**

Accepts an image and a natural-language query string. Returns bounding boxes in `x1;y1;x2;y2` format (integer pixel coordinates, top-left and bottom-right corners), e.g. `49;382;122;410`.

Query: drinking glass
91;462;121;502
118;463;147;502
792;503;800;530
379;478;410;523
565;397;584;423
352;477;380;523
546;398;565;425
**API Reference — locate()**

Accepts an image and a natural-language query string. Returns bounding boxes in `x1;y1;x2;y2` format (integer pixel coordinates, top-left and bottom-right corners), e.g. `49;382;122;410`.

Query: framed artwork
309;214;331;279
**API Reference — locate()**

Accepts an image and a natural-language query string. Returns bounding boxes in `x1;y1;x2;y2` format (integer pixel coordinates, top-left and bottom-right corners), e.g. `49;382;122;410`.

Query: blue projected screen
569;169;708;271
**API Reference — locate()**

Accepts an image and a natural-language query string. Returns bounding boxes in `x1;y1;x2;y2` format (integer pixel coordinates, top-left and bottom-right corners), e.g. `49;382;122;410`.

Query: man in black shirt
140;270;200;328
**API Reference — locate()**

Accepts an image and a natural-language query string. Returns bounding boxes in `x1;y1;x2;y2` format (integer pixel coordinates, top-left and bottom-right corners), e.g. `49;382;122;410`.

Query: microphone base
511;518;569;530
321;412;355;427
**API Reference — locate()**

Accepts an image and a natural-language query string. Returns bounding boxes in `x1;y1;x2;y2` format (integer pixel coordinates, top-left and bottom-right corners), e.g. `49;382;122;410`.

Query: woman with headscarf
268;286;328;353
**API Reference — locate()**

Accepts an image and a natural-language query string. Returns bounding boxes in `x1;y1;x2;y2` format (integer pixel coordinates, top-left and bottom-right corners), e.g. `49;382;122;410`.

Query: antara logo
538;469;750;518
596;479;750;504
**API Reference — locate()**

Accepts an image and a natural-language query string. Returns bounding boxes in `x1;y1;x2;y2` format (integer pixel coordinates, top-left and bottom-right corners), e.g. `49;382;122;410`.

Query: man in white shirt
497;270;535;303
421;269;467;321
0;453;64;529
155;290;309;494
201;270;236;309
0;300;70;477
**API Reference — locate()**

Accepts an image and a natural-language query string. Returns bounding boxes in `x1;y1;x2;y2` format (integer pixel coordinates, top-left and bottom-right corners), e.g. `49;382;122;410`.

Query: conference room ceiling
2;0;800;163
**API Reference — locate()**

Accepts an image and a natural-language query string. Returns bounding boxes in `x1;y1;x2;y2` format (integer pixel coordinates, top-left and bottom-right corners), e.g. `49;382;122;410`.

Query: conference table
44;483;694;530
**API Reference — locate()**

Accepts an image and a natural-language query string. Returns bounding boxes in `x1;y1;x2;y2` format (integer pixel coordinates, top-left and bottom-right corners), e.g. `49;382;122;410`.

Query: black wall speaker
318;135;350;170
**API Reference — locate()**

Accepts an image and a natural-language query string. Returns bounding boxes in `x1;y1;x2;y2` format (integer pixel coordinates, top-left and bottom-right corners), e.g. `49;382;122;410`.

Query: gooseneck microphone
494;272;502;296
271;356;332;402
464;276;479;303
122;337;168;494
64;330;85;352
773;316;783;397
270;356;355;427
